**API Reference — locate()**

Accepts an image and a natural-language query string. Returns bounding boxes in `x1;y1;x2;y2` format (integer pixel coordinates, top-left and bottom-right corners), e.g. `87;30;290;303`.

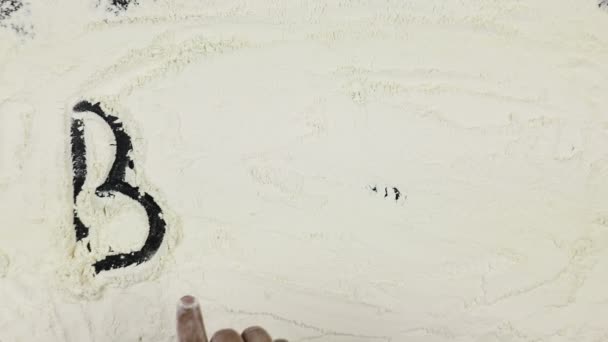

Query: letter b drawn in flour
71;101;166;274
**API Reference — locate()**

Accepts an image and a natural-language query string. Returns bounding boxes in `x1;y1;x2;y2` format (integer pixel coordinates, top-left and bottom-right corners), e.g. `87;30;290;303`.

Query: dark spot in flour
100;0;139;12
369;184;405;203
0;0;32;36
0;0;23;21
111;0;136;9
393;187;401;201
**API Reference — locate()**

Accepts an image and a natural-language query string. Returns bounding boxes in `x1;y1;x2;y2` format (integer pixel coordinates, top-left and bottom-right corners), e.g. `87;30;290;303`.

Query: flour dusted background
2;0;608;341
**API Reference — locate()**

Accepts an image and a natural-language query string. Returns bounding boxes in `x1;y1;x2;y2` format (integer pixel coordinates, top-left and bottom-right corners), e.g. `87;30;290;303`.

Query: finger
211;329;244;342
177;295;208;342
242;326;272;342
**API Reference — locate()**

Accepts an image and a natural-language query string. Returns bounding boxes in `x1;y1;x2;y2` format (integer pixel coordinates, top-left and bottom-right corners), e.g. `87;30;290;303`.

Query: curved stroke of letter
71;101;167;274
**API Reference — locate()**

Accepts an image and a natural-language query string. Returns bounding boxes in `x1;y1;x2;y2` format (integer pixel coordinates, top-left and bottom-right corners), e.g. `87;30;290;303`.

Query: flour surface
2;1;608;341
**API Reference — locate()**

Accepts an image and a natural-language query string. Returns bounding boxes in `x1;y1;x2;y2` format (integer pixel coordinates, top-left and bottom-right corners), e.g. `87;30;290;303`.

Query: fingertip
242;326;271;342
177;295;207;342
178;295;199;310
211;329;243;342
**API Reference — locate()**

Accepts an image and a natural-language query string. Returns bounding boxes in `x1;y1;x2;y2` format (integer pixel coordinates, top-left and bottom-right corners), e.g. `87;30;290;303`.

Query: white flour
2;0;608;341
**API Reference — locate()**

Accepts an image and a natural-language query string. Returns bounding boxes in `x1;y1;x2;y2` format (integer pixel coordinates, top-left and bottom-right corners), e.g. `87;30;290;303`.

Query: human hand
177;295;287;342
